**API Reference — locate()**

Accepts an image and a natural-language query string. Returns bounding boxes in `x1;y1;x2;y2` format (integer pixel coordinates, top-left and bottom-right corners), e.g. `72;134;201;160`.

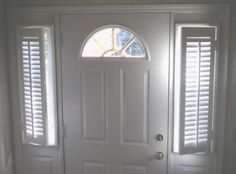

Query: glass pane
82;38;104;57
93;28;112;51
44;28;57;146
103;50;122;57
124;38;145;57
115;28;133;49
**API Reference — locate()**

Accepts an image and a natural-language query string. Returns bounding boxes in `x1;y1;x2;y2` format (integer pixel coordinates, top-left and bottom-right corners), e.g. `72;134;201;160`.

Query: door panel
81;70;107;143
61;13;169;174
121;69;148;144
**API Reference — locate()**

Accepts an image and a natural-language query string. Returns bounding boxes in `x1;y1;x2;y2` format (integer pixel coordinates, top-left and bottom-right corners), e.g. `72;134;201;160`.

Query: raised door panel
31;156;53;174
123;164;147;174
180;165;209;174
120;69;149;145
81;70;107;143
83;161;107;174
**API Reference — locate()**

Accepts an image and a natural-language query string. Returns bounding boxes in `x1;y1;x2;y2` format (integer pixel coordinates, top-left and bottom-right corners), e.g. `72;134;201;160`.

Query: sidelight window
174;25;217;154
17;26;57;146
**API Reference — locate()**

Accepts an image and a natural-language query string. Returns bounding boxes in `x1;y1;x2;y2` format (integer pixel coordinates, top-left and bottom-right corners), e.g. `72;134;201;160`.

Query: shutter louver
179;27;216;154
18;28;47;145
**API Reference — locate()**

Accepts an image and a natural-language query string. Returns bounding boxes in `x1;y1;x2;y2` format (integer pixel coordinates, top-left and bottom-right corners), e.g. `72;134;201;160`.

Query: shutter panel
17;28;47;145
179;27;216;154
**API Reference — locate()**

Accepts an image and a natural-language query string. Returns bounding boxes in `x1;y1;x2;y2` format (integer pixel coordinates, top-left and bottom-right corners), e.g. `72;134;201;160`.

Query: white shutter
179;27;216;154
17;28;47;145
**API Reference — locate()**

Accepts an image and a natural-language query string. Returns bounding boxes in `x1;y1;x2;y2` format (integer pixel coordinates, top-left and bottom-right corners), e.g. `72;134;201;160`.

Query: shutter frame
17;27;48;146
179;27;216;155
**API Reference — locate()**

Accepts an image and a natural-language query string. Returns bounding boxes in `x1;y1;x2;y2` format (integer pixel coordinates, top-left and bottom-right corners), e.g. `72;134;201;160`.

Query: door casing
7;4;230;174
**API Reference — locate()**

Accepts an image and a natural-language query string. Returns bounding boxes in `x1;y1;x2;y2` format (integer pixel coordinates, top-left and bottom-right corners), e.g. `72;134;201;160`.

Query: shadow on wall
224;1;236;174
0;0;13;174
0;129;13;174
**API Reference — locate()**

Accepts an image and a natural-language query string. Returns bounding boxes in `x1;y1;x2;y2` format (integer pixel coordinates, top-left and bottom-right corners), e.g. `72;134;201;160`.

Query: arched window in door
81;26;146;58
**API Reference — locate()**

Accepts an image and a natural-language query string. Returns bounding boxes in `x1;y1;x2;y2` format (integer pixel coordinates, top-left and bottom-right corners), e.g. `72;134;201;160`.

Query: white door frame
7;4;230;174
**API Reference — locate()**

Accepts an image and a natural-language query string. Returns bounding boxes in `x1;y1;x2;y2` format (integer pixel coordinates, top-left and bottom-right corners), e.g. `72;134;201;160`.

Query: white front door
61;13;170;174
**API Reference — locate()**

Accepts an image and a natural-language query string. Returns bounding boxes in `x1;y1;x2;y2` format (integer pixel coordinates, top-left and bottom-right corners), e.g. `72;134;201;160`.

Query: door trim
7;4;229;14
7;4;230;174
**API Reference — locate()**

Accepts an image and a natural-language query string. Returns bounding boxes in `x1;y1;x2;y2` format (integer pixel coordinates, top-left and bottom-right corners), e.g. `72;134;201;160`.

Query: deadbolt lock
156;134;164;141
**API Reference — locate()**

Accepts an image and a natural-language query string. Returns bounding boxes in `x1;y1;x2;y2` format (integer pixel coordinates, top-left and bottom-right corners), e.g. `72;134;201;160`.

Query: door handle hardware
155;152;164;160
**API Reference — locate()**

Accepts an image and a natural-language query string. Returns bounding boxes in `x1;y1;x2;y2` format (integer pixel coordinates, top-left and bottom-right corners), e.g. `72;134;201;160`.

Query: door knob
156;134;164;141
154;152;164;160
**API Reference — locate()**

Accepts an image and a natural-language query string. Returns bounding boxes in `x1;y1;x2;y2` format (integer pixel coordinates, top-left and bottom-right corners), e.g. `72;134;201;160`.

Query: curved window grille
81;26;146;58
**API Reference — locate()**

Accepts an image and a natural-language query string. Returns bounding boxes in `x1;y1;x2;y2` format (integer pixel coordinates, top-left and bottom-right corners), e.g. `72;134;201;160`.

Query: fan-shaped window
81;26;146;58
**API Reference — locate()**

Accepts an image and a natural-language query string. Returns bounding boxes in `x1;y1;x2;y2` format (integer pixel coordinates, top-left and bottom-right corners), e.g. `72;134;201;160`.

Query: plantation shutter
17;28;47;145
179;27;216;154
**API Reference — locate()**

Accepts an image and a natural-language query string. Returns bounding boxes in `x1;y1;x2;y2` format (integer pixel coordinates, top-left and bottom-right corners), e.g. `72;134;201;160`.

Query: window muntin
17;26;57;146
81;26;146;58
174;25;217;154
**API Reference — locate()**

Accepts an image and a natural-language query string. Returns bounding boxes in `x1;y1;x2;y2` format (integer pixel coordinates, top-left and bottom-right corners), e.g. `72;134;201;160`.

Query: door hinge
213;40;218;50
211;130;215;140
60;33;63;46
62;125;66;139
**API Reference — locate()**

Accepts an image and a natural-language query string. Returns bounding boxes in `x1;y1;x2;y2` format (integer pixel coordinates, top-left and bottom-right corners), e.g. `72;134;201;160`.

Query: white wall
0;0;13;174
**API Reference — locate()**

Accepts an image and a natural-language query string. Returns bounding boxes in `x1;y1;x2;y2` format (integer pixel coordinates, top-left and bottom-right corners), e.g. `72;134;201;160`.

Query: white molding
54;12;65;174
167;11;175;174
214;5;231;174
7;4;230;14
